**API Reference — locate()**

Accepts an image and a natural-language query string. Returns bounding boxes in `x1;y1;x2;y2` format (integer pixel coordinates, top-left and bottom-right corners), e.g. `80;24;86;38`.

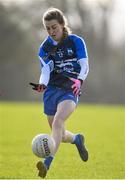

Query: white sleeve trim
39;64;50;86
39;56;47;67
39;55;54;72
77;58;89;81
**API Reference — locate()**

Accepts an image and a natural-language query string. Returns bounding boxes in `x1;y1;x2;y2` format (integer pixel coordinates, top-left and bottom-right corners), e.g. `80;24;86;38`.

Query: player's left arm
70;36;89;96
75;36;89;82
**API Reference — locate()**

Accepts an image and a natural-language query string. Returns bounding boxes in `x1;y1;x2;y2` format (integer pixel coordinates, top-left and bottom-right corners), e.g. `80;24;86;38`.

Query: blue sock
72;134;80;144
44;156;54;170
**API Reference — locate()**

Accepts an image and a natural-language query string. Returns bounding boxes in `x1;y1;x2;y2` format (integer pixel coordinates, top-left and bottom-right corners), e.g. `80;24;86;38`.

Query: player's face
44;20;64;42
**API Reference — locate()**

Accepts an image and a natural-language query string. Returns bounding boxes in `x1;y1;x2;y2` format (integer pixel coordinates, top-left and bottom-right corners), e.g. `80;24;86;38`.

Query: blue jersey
38;34;88;90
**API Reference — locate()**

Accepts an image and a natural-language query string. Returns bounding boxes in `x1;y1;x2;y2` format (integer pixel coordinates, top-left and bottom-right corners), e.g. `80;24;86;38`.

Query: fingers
32;87;37;90
73;88;79;96
69;78;82;96
29;82;34;86
71;83;76;89
71;82;80;96
29;82;35;86
73;86;78;93
29;82;38;91
29;82;38;87
37;85;43;92
30;82;47;93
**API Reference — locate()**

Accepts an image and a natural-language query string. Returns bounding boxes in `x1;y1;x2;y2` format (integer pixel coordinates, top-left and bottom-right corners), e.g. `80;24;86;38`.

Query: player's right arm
38;45;54;86
29;43;54;93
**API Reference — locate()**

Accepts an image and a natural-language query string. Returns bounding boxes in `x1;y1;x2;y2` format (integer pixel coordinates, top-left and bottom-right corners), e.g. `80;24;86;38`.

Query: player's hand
69;78;82;96
29;82;47;93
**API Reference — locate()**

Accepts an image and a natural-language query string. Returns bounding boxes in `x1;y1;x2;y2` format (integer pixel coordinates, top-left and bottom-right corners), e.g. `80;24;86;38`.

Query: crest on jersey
57;49;64;58
67;48;73;56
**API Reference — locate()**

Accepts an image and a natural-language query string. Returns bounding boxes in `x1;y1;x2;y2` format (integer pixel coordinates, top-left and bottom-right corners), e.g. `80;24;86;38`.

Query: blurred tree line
0;0;125;104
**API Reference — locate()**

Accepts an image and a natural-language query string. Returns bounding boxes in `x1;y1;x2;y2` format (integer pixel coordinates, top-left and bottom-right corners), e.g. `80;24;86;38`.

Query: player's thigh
47;115;54;128
55;100;76;121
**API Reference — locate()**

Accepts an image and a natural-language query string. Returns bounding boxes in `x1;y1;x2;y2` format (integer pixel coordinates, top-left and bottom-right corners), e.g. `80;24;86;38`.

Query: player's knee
54;113;65;122
62;132;66;142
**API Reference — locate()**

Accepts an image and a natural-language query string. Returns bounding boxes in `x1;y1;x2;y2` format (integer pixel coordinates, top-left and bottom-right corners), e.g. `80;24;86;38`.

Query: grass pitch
0;102;125;179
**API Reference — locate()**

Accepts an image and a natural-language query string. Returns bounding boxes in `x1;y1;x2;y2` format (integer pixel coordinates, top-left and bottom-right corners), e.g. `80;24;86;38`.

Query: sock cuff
44;156;54;169
72;134;77;143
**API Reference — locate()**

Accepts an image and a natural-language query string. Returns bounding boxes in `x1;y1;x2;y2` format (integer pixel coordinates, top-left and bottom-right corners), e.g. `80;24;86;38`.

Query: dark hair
43;8;71;38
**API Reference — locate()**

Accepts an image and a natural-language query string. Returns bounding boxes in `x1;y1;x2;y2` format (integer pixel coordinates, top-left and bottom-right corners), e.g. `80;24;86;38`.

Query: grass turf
0;102;125;179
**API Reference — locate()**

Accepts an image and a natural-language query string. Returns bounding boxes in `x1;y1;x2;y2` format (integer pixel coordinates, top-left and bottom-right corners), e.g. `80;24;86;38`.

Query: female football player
30;7;89;178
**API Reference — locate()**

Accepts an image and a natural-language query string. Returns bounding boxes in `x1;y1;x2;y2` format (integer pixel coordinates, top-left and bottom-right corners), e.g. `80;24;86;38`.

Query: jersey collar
48;36;58;46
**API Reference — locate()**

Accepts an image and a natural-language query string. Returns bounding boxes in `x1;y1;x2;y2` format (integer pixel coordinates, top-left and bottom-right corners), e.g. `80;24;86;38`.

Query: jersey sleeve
73;36;88;60
38;45;51;85
72;35;89;80
38;46;54;72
